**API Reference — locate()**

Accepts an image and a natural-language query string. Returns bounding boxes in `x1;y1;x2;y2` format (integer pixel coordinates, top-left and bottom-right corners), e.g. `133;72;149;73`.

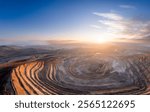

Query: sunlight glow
92;32;116;43
95;37;112;43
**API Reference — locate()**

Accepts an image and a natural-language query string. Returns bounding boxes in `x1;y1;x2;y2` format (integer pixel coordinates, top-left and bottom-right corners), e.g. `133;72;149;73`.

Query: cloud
93;12;123;20
122;20;150;39
119;5;135;9
90;25;101;29
92;12;150;40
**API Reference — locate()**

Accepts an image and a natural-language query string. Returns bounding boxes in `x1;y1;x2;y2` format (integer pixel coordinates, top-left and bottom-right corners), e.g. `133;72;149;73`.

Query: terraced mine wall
0;46;150;95
0;54;149;95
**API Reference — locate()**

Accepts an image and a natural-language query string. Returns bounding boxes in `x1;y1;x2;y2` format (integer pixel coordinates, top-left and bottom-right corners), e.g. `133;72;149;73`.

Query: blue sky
0;0;150;42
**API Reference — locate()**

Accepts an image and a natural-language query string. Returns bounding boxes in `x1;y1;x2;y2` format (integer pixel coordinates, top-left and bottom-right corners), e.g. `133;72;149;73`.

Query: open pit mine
0;43;150;95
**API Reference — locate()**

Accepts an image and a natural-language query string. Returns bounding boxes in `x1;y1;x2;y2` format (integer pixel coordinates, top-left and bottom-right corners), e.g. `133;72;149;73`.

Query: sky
0;0;150;42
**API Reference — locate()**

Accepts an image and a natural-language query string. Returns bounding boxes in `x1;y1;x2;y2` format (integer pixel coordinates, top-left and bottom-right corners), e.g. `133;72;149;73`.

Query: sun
94;34;115;43
81;30;115;43
96;37;111;43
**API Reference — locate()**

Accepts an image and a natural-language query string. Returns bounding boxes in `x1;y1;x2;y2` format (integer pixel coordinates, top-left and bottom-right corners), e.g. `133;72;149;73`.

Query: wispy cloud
123;20;150;39
90;24;101;29
119;5;135;9
93;12;123;20
92;12;150;40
